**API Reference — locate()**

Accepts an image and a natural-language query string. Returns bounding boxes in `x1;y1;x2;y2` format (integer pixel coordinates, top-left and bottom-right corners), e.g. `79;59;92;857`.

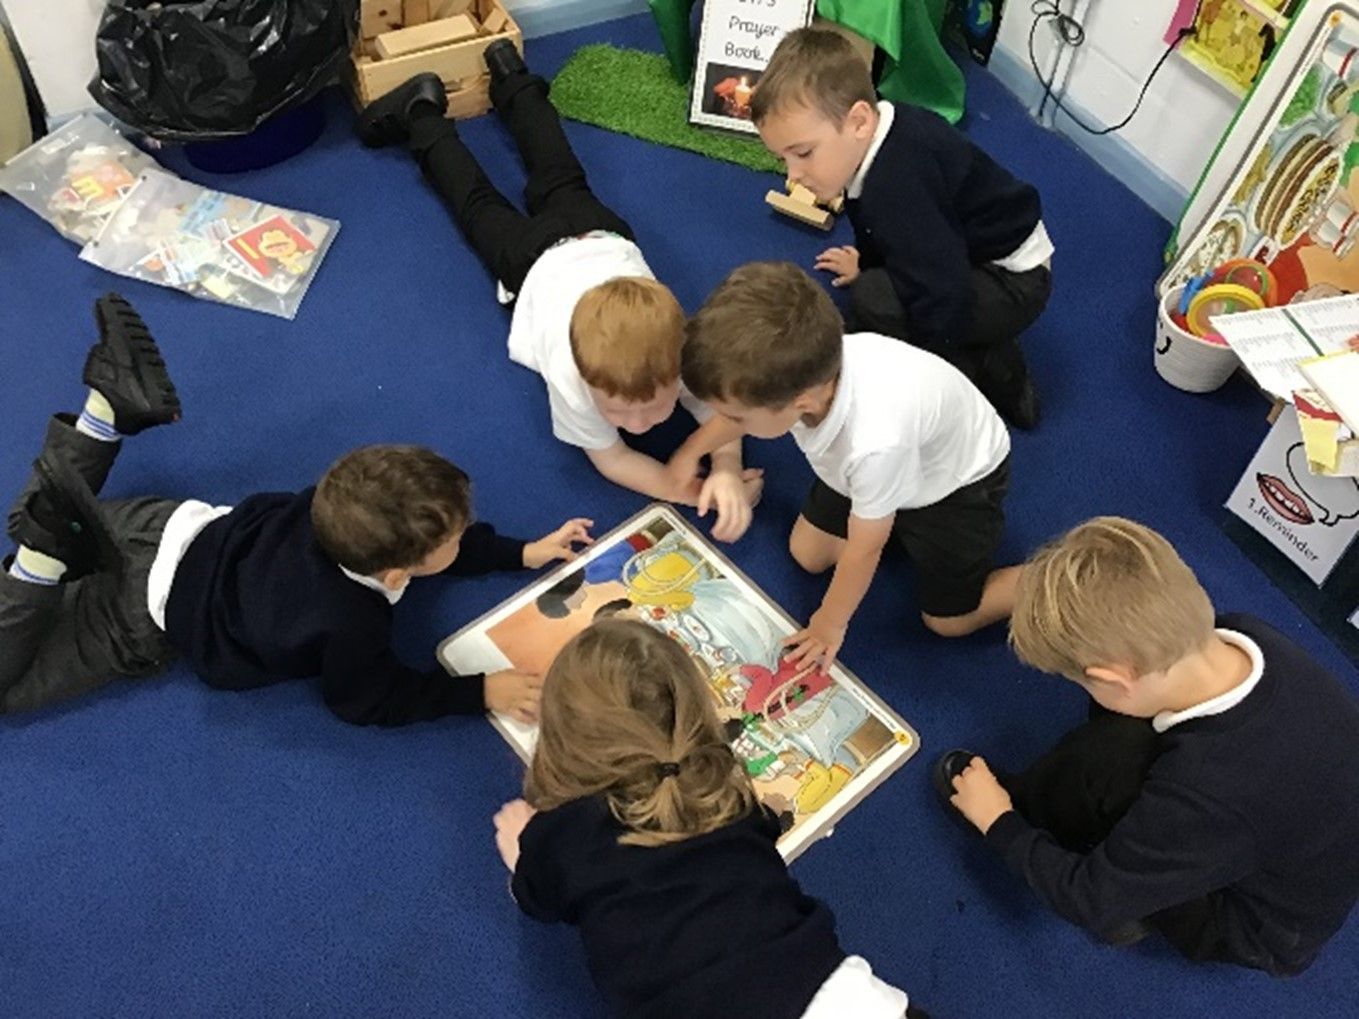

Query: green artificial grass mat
551;44;785;175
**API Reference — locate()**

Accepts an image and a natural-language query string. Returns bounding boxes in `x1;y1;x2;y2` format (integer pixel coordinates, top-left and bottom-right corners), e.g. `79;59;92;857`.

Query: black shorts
799;456;1011;618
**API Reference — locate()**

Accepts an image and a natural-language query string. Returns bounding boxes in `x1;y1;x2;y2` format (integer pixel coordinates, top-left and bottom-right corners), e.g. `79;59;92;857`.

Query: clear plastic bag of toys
0;114;160;245
79;169;339;320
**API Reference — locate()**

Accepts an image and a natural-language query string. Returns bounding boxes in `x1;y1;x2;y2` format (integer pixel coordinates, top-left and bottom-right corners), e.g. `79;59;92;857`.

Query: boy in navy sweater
751;28;1052;430
1;295;586;724
938;517;1359;975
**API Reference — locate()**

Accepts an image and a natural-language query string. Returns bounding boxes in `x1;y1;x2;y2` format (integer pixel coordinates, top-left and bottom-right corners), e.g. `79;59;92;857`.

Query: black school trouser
0;415;177;713
849;262;1051;399
406;69;635;296
1001;707;1238;963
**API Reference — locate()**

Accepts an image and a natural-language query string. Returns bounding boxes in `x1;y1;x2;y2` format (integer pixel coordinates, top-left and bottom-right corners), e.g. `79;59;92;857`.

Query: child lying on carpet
752;28;1051;431
671;261;1019;670
493;618;924;1019
938;517;1359;976
358;44;760;543
1;293;584;724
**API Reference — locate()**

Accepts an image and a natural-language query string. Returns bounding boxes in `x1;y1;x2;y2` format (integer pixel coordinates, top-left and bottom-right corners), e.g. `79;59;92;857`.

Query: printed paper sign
1226;406;1359;583
689;0;816;134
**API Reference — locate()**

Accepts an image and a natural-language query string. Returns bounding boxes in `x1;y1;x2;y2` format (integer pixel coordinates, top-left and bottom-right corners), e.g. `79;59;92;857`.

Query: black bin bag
89;0;359;142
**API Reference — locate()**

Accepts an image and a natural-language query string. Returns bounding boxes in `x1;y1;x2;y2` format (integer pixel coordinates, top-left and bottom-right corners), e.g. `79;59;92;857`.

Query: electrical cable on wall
1028;0;1204;136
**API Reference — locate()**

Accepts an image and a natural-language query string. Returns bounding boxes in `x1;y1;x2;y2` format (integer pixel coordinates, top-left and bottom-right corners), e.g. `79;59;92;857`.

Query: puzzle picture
439;504;919;861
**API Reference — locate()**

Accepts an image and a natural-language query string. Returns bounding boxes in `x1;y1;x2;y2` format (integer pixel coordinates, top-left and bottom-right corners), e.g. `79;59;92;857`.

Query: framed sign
688;0;816;134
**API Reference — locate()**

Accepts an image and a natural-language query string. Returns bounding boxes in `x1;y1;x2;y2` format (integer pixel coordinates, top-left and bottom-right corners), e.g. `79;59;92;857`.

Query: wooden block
403;0;431;25
826;193;845;214
361;1;404;39
356;34;504;103
376;14;479;59
447;75;493;118
432;0;472;16
482;7;508;33
788;183;818;205
766;190;833;230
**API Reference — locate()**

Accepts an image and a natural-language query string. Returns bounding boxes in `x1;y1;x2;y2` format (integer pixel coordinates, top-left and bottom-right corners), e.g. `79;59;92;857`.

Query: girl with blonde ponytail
493;619;919;1019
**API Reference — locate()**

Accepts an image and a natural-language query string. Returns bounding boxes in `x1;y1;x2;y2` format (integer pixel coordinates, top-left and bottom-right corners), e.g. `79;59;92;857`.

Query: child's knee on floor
789;517;841;574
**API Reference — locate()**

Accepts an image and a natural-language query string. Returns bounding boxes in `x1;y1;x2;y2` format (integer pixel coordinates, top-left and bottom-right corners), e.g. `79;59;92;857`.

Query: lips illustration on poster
1258;471;1316;523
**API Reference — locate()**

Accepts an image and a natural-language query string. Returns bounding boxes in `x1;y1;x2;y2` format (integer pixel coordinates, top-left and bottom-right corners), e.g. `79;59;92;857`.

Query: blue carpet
2;14;1356;1019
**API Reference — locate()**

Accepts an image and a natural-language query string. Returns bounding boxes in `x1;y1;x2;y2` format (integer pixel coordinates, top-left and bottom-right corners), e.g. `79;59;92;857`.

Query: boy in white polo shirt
674;261;1017;669
358;47;759;541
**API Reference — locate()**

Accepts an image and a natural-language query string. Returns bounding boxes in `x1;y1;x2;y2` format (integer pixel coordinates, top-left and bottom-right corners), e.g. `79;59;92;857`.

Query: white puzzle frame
439;503;919;861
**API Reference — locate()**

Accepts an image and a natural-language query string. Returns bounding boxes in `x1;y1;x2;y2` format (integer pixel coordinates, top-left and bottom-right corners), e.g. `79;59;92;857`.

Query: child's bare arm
666;414;747;491
587;440;703;504
786;514;894;669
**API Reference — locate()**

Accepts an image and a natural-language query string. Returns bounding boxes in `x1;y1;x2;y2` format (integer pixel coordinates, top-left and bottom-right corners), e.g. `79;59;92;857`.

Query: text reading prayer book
438;504;919;861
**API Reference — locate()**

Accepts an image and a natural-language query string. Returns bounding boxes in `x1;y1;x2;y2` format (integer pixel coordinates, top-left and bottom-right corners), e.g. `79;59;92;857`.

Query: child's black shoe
483;38;528;85
358;73;448;147
7;451;120;579
932;748;981;836
84;293;181;435
979;342;1041;430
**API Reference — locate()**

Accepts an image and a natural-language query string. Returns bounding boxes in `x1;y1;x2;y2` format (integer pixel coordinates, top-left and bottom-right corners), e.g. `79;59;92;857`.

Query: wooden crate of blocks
349;0;523;118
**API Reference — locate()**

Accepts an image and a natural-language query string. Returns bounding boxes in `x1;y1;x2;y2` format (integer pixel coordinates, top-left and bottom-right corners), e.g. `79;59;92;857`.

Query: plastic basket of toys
1155;259;1278;393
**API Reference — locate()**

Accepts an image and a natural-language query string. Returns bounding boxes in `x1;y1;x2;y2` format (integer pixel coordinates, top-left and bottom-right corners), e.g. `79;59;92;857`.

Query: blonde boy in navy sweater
940;517;1359;975
751;28;1052;430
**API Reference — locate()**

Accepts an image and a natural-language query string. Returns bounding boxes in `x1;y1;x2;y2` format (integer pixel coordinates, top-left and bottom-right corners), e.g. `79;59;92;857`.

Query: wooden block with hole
375;14;480;59
361;2;404;40
350;0;521;117
765;189;833;230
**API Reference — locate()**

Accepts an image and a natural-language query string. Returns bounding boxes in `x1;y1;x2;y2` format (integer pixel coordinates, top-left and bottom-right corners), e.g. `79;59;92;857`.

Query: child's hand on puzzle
783;606;847;673
814;245;860;288
494;798;538;872
698;467;764;543
948;756;1014;835
523;518;595;568
485;669;543;724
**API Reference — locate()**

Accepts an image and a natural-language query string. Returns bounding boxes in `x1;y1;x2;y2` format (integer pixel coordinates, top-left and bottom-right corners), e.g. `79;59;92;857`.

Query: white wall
988;0;1242;220
0;0;103;121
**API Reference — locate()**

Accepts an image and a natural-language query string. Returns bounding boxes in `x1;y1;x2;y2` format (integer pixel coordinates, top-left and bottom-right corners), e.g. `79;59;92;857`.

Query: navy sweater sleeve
444;521;526;577
985;776;1258;933
511;808;569;923
320;594;488;726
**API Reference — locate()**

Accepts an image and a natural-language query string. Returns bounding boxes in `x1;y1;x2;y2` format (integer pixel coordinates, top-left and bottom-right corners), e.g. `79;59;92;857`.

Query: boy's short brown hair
312;445;470;575
570;277;686;401
1010;517;1217;680
683;261;842;407
751;27;877;126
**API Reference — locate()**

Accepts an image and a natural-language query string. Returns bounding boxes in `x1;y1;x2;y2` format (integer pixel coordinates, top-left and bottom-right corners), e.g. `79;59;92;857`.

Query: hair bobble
656;761;681;779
